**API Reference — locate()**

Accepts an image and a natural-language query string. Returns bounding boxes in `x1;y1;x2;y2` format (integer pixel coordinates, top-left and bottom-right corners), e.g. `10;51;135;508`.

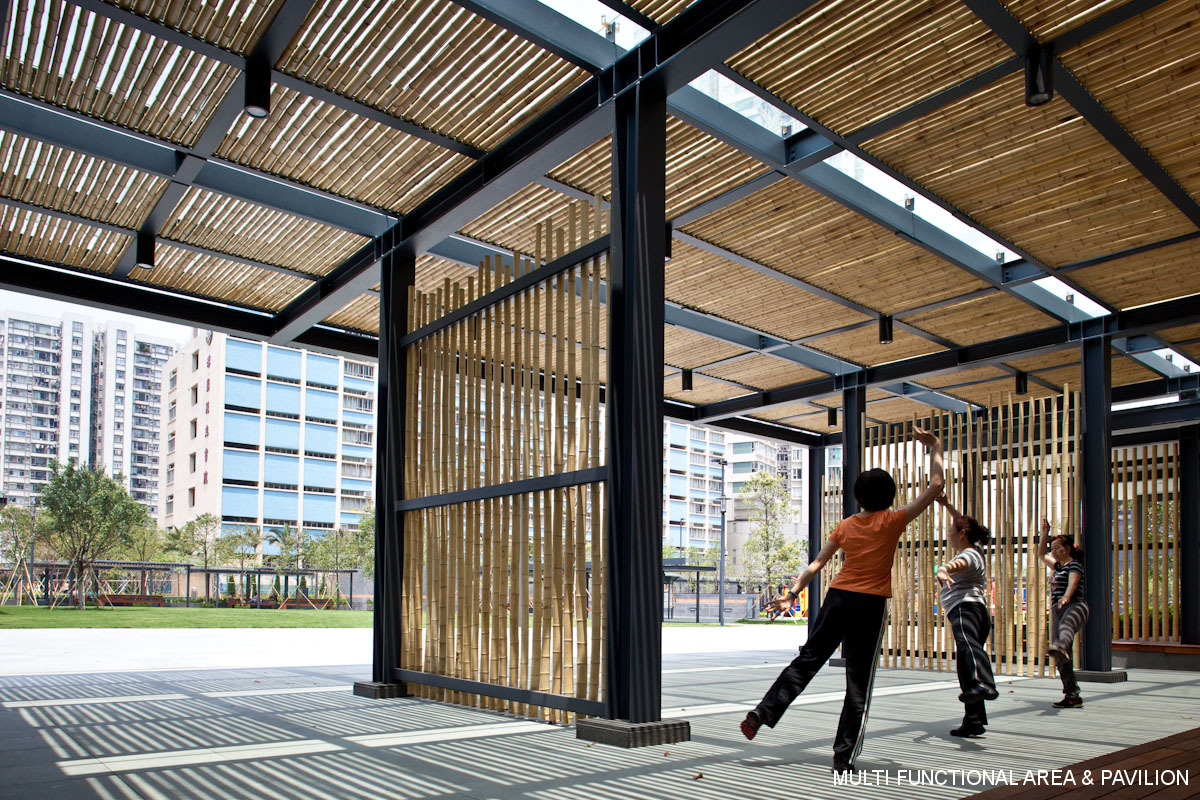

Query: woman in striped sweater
1041;517;1087;709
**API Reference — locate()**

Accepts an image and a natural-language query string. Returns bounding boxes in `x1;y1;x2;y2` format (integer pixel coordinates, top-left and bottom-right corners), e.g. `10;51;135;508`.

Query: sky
0;288;195;348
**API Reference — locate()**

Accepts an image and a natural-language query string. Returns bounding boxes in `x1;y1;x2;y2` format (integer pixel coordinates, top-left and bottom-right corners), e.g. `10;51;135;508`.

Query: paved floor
1;626;1197;800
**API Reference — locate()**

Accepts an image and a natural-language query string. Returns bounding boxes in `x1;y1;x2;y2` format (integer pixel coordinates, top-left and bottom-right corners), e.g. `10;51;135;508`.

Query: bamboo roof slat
1158;322;1200;344
664;372;749;405
160;186;369;276
749;400;826;422
1068;236;1200;310
865;388;896;403
626;0;691;24
916;364;1009;389
1006;349;1080;373
458;183;577;257
665;241;870;341
701;354;825;391
0;131;169;228
323;292;379;333
217;86;474;214
549;117;766;220
726;0;1010;136
1181;344;1200;365
807;325;946;367
0;204;127;273
865;73;1196;267
106;0;285;55
1005;0;1131;42
867;396;951;424
277;0;589;150
1037;356;1159;390
663;326;748;370
1059;0;1200;202
749;408;837;434
680;178;986;312
900;293;1058;346
416;253;476;293
132;243;310;311
943;377;1059;406
3;0;239;147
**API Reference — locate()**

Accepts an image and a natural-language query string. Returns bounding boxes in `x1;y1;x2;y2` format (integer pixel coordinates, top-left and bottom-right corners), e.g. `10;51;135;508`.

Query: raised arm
934;492;963;521
766;538;838;612
901;425;945;524
1040;517;1057;568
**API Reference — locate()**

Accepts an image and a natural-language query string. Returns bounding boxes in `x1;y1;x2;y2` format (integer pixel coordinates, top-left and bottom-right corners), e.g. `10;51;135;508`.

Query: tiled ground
1;653;1197;800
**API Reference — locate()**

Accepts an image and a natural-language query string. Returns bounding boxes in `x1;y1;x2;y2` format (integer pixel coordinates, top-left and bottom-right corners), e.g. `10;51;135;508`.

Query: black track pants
753;587;887;763
948;601;995;726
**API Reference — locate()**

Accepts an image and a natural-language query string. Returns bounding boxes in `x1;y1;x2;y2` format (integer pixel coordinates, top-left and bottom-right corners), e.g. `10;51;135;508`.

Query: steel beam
1180;426;1200;644
1079;332;1114;672
605;80;666;725
807;444;825;621
842;383;865;517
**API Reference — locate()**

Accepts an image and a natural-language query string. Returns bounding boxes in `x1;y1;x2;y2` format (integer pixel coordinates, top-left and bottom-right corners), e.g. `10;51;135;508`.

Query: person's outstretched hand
913;424;941;449
1041;517;1051;536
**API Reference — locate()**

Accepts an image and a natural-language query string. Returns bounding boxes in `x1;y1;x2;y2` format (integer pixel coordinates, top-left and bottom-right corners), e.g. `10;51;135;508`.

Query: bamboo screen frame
822;389;1086;677
400;198;608;723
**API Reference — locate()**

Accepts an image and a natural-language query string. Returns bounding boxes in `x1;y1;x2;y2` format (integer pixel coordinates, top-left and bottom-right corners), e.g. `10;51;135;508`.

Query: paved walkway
1;626;1197;800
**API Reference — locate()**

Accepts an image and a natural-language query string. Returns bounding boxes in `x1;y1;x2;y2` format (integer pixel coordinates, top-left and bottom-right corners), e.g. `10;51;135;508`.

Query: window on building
189;419;197;439
191;352;200;371
166;464;174;484
187;488;195;507
190;385;198;405
189;453;196;473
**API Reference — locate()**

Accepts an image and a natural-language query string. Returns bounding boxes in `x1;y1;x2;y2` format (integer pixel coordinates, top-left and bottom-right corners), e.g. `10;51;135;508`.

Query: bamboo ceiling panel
324;292;378;333
701;354;825;391
865;73;1196;267
1004;0;1131;41
665;372;749;405
217;86;473;214
664;326;748;370
1036;356;1159;390
105;0;286;55
726;0;1010;136
1159;322;1200;344
943;377;1059;406
1068;237;1200;310
457;183;576;257
132;244;310;310
866;396;950;424
751;409;837;435
549;117;768;220
808;325;945;366
916;364;1009;389
415;253;475;293
0;205;127;273
1005;348;1079;372
626;0;692;24
901;293;1058;346
749;400;826;423
161;187;368;276
665;241;869;341
277;0;589;150
3;0;238;147
1180;344;1200;365
680;178;985;312
1059;0;1200;202
0;131;168;228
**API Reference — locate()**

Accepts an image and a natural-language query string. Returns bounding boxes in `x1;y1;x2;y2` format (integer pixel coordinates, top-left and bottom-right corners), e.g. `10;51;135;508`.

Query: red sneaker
740;710;761;740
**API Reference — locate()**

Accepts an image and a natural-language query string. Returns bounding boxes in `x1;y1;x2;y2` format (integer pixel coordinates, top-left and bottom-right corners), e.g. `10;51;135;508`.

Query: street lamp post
712;457;728;626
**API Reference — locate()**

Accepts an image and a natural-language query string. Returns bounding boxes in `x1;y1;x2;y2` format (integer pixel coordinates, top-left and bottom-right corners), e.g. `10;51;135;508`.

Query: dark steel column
1180;426;1200;644
807;445;825;621
1080;335;1114;672
842;384;865;518
605;80;666;724
363;249;413;694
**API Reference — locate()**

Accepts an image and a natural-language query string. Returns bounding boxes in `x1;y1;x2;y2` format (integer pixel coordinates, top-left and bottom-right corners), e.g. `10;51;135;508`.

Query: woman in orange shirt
740;426;944;774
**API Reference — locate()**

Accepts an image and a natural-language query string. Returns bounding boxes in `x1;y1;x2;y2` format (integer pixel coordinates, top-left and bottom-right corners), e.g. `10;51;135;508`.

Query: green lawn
0;605;373;629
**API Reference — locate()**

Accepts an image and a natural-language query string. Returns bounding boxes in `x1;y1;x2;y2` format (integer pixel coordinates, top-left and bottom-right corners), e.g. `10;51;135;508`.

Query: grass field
0;605;373;629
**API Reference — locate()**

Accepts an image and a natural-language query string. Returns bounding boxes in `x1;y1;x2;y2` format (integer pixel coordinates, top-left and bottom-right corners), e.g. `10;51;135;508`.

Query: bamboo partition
820;389;1094;676
400;198;609;723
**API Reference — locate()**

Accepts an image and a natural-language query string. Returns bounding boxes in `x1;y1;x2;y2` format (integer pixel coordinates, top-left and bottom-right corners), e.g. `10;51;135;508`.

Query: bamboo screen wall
820;390;1184;676
401;199;608;723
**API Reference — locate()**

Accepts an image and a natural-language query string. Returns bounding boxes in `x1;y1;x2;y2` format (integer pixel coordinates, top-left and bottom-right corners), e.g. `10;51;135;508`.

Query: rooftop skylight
688;70;806;136
1112;393;1180;412
1031;276;1110;318
534;0;650;50
1154;348;1200;373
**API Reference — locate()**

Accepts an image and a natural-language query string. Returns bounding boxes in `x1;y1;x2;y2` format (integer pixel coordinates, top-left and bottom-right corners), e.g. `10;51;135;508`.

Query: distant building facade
158;331;377;540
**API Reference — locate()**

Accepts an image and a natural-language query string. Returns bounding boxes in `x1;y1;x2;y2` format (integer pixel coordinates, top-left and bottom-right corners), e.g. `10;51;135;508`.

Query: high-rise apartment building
663;422;727;553
90;325;176;517
0;313;94;506
159;332;377;539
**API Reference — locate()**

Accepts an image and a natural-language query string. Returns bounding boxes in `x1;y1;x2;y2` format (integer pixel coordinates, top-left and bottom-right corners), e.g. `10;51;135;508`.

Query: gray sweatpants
1050;601;1089;697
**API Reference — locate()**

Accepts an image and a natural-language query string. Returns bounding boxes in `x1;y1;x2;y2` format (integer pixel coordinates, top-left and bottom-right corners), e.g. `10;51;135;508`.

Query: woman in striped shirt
1041;518;1087;709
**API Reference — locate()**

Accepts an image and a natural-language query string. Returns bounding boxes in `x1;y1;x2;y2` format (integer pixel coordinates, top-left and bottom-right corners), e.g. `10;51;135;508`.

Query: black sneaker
950;724;986;737
740;710;761;740
1052;695;1083;709
832;758;855;774
958;683;1000;703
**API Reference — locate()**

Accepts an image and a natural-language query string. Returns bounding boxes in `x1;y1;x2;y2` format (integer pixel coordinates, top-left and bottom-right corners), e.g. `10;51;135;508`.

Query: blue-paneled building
158;331;376;546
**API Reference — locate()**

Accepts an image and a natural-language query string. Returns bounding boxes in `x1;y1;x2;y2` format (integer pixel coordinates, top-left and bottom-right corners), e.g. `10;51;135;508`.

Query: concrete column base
576;718;691;748
352;681;410;699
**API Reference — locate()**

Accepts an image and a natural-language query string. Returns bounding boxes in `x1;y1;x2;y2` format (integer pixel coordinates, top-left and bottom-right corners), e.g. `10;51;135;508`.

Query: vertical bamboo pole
1170;442;1180;642
1111;441;1121;644
588;253;604;704
1138;444;1148;641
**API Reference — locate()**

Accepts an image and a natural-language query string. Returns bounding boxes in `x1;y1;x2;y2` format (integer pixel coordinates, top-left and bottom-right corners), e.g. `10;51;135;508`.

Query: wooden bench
99;594;166;607
1113;639;1200;655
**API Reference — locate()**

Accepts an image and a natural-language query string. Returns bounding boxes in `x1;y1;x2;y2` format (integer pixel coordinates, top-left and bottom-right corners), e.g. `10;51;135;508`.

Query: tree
305;528;349;607
230;525;262;597
165;513;227;603
0;505;42;564
352;505;375;579
39;461;149;609
739;471;803;596
118;523;166;594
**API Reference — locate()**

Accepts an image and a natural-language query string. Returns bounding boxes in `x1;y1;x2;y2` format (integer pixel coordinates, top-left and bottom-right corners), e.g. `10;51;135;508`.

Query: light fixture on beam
878;314;893;344
1024;45;1054;106
244;59;271;118
134;231;155;270
1015;371;1029;395
827;407;838;427
681;368;693;392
